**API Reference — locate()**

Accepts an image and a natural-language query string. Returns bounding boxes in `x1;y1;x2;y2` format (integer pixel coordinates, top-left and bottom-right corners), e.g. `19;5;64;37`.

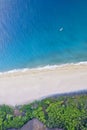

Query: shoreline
0;61;87;75
0;63;87;106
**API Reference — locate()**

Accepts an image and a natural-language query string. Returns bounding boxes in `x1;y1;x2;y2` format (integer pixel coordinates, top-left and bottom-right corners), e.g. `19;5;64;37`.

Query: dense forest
0;93;87;130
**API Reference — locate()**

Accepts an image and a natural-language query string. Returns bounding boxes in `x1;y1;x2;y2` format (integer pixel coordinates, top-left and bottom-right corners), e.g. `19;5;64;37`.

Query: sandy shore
0;64;87;106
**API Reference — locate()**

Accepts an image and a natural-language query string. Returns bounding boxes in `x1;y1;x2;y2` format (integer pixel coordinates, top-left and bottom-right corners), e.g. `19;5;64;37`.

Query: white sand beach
0;64;87;106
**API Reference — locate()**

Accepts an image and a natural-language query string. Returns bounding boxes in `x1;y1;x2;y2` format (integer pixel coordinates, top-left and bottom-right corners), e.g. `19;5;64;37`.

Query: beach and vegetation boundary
0;92;87;130
0;63;87;106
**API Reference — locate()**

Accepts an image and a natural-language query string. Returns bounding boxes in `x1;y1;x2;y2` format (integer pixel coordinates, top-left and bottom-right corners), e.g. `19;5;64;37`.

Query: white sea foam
0;61;87;75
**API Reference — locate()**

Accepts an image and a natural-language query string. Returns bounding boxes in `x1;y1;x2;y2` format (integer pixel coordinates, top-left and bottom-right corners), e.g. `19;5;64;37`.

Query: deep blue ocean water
0;0;87;72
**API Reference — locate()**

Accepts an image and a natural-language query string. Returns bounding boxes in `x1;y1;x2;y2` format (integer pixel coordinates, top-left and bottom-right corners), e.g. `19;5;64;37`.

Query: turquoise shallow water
0;0;87;72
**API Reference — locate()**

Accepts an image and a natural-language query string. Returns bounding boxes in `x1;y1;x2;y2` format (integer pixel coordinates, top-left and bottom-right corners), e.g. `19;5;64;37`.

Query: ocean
0;0;87;72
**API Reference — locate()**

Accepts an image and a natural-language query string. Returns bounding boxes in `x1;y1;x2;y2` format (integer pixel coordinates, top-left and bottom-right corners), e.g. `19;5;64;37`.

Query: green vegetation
0;93;87;130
